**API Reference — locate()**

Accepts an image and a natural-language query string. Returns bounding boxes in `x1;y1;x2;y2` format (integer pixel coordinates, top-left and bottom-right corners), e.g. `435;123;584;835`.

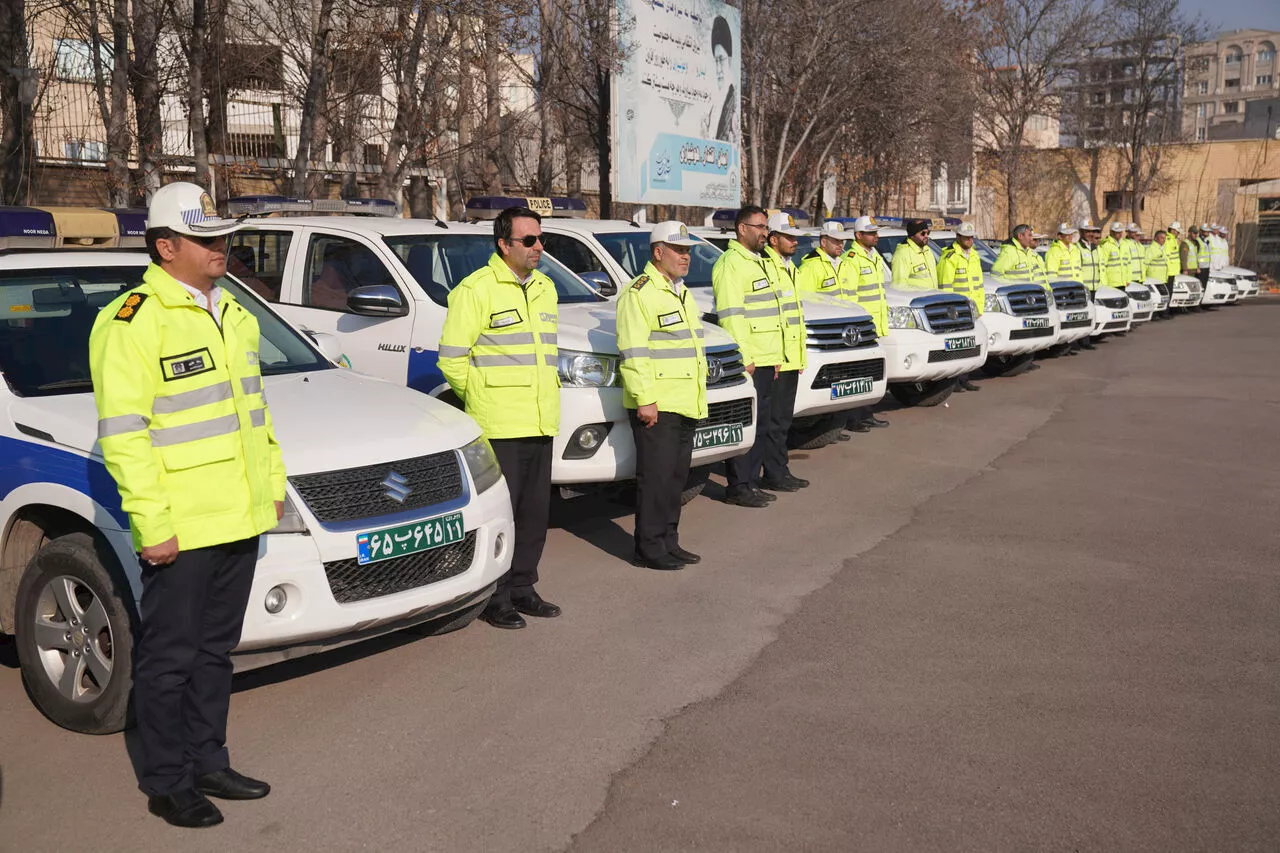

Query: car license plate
356;511;465;565
1114;310;1129;319
944;336;976;351
831;377;874;399
1067;312;1088;322
1022;317;1050;329
694;422;743;450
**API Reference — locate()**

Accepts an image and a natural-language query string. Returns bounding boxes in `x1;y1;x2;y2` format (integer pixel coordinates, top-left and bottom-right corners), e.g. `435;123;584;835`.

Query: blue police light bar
708;208;812;229
0;206;57;249
105;208;147;249
943;216;962;227
226;195;399;217
464;196;587;220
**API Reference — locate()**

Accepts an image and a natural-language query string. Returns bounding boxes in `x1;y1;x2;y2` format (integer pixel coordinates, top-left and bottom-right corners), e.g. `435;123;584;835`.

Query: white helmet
147;182;241;237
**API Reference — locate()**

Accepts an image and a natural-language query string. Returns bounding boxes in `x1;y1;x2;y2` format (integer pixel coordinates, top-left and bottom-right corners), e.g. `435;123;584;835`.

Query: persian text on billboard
614;0;741;207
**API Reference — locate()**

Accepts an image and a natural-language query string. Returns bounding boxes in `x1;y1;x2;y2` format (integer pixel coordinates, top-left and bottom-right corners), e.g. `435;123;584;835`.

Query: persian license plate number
831;377;874;399
357;512;465;565
1066;312;1089;322
694;423;744;450
944;336;976;351
1114;310;1130;319
1022;317;1050;329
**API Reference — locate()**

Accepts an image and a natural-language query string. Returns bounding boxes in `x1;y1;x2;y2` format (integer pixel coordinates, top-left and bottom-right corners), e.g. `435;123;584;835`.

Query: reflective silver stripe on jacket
240;376;262;395
149;413;241;447
438;344;471;358
540;333;558;346
97;414;150;439
717;306;746;318
249;408;267;428
743;291;777;304
620;346;650;360
651;328;696;340
650;347;699;359
470;353;539;367
743;306;781;319
152;381;234;415
476;331;535;347
543;353;558;367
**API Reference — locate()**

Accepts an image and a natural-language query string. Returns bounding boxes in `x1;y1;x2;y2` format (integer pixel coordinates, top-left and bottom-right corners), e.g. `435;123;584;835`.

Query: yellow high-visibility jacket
1143;241;1168;281
615;261;708;419
438;253;560;438
1044;239;1082;281
1164;233;1181;276
89;264;286;551
890;238;937;289
1120;237;1143;282
1098;237;1129;287
846;241;889;337
711;239;786;368
761;246;808;373
1079;243;1102;291
937;244;986;315
796;249;858;302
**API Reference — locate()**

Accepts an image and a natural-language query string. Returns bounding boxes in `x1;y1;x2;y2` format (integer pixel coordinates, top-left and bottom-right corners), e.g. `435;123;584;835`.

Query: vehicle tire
681;466;712;505
889;379;956;408
409;597;488;637
981;352;1035;378
787;415;845;450
14;532;135;735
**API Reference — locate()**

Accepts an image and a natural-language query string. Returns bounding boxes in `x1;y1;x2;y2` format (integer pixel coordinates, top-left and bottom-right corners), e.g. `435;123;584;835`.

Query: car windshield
0;264;330;398
383;234;602;306
596;231;726;289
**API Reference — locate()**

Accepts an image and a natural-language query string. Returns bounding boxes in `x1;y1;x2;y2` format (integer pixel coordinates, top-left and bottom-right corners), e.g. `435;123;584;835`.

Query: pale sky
1182;0;1280;35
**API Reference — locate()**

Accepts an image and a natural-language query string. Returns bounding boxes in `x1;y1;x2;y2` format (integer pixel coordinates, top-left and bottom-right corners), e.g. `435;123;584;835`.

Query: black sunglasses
508;234;543;248
184;234;224;248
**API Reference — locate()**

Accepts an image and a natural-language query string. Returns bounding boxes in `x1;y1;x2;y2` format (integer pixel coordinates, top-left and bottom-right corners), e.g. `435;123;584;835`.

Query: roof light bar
41;207;119;248
465;196;587;220
708;207;812;228
105;209;147;249
0;206;57;250
226;195;399;218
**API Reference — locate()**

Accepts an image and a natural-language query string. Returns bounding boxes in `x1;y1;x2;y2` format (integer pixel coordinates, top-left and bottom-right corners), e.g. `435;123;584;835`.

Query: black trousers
725;366;775;492
766;370;799;480
134;535;259;796
629;409;695;559
490;436;553;604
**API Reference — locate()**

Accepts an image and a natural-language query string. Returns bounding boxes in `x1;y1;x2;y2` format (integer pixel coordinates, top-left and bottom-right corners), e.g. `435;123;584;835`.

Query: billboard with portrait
613;0;742;208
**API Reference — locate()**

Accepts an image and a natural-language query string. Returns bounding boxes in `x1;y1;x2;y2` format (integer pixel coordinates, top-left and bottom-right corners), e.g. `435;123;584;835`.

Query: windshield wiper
34;379;94;391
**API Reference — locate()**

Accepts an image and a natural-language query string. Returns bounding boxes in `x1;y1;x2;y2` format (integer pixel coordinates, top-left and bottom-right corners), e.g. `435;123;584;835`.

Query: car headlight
268;494;308;534
887;306;921;330
984;292;1006;313
557;349;619;387
461;436;502;494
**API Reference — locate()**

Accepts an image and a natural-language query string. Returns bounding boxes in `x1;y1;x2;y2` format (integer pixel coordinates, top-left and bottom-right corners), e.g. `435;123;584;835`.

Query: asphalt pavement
2;301;1278;852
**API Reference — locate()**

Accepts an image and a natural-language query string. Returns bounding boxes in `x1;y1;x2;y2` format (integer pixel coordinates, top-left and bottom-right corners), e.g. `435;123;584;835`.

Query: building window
1091;91;1106;105
1224;48;1242;65
223;43;285;91
1225;78;1240;89
1196;127;1206;141
54;39;111;81
64;140;106;161
1196;80;1209;94
1258;75;1274;86
1259;44;1275;63
1224;101;1240;114
949;178;968;206
1189;57;1210;73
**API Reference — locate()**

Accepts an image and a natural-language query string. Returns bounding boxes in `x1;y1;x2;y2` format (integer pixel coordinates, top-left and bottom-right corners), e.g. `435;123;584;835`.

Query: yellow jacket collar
487;252;550;294
143;264;239;311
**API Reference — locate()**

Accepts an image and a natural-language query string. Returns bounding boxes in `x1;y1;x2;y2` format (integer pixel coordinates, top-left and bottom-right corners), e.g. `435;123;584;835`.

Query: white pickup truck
537;219;888;442
223;198;758;501
1;220;514;733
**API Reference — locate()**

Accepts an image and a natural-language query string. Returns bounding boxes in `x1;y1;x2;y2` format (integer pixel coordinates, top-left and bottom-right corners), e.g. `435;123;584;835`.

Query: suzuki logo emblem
380;471;412;503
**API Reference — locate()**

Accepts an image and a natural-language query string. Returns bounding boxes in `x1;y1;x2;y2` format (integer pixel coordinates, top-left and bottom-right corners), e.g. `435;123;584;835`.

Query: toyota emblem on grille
842;325;859;347
706;357;724;384
381;471;412;503
946;306;960;321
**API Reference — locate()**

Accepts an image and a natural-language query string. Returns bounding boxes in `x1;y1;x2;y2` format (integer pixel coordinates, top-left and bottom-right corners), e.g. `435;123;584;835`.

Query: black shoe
724;488;771;508
783;474;809;488
669;546;701;564
755;488;778;502
632;552;685;571
1080;342;1097;350
848;421;872;433
836;431;852;441
867;415;890;428
481;602;526;629
511;590;561;618
196;767;270;801
759;477;801;493
1027;362;1042;370
959;379;981;391
148;789;224;828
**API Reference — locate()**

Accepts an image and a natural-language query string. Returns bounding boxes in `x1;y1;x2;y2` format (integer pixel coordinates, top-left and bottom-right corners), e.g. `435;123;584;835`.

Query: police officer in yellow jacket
711;205;789;508
1099;222;1129;289
1078;220;1103;297
796;220;858;301
1164;221;1183;287
937;221;985;391
616;222;708;571
1122;223;1144;283
90;182;283;828
891;218;937;289
439;206;561;629
991;224;1040;285
759;212;810;488
846;217;891;430
1044;222;1081;282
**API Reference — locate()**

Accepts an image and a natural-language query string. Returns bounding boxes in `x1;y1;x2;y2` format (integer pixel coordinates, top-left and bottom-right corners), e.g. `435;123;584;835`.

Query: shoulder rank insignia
114;292;148;322
803;249;820;260
632;275;649;290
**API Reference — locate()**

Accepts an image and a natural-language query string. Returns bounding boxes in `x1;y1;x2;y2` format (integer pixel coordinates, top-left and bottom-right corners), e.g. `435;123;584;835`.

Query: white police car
223;197;756;499
0;208;513;733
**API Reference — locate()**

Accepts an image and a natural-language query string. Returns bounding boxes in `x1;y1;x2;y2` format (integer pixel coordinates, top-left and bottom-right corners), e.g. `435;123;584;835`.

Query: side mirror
306;330;350;366
347;285;407;316
579;271;617;297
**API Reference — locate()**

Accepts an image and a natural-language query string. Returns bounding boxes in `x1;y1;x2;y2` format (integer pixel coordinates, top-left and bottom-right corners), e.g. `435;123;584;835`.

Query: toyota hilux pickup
224;197;757;500
1;211;514;734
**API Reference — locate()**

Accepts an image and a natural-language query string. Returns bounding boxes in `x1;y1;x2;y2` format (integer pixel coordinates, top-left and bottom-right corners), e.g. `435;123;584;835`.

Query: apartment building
1182;30;1280;141
1057;38;1181;148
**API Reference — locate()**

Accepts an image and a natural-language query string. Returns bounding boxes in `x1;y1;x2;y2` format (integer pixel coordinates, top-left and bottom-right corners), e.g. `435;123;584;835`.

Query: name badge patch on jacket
752;279;770;291
161;348;215;381
822;277;836;288
860;267;872;275
914;264;926;273
658;311;682;327
490;309;522;328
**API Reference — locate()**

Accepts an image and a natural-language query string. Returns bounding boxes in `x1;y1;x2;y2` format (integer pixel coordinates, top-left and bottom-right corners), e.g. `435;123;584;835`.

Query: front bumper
1092;305;1132;334
793;345;888;417
883;321;989;383
982;310;1057;356
1051;304;1094;344
1201;280;1234;306
235;475;515;659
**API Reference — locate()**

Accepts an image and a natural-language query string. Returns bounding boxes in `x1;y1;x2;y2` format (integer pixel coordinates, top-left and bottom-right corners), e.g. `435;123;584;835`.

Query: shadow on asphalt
0;633;17;670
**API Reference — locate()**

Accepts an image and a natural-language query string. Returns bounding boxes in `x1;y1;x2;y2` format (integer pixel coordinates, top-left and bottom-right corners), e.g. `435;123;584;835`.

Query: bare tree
973;0;1093;232
129;0;171;199
0;0;36;204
